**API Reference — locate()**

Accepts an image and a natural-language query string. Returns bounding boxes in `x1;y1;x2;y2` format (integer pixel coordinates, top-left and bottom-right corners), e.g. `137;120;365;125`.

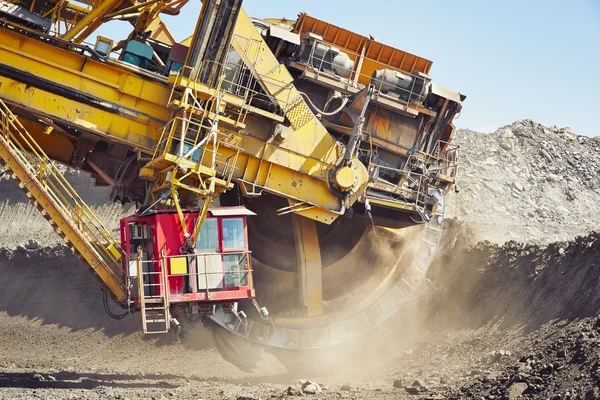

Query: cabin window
223;253;248;287
196;218;219;252
221;218;245;251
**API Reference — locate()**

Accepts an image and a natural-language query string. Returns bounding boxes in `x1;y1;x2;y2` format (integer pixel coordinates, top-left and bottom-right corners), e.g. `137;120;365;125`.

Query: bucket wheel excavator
0;0;464;370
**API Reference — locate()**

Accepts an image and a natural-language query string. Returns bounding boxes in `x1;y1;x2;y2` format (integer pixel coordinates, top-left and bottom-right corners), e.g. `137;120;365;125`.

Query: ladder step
145;318;167;323
143;298;165;303
424;232;441;240
144;311;167;315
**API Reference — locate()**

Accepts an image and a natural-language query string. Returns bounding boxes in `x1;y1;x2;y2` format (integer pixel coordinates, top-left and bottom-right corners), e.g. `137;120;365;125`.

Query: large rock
24;239;41;250
586;387;600;400
404;380;429;394
507;382;528;399
499;128;514;139
392;378;405;388
301;381;322;395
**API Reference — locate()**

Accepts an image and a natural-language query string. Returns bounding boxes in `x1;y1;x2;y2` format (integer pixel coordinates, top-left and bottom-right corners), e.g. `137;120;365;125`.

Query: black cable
298;91;349;116
102;290;130;320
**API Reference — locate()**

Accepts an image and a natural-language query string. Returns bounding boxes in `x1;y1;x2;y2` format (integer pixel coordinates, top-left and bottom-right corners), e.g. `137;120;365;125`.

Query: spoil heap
448;120;600;244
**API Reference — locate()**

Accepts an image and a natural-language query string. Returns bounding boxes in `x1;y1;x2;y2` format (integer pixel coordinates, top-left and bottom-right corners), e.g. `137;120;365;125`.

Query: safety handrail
424;140;460;179
133;250;253;303
0;100;123;275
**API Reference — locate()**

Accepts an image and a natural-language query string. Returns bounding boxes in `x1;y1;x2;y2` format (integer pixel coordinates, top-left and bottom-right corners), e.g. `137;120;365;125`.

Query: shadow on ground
0;371;180;390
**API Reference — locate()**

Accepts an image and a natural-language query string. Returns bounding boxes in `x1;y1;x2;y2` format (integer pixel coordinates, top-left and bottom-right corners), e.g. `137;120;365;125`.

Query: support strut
292;215;323;317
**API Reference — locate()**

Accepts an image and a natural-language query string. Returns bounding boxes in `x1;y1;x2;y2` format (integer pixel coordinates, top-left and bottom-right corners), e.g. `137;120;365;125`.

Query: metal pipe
153;51;165;68
104;0;160;19
86;159;115;186
345;86;373;163
107;12;141;20
61;0;123;42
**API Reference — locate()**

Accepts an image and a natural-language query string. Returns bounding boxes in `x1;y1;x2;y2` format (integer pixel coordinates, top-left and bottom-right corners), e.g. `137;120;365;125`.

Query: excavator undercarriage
0;0;464;369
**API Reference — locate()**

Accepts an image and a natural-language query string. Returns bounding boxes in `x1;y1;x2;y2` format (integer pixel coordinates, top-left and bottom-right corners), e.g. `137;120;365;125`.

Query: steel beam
61;0;124;42
292;215;323;317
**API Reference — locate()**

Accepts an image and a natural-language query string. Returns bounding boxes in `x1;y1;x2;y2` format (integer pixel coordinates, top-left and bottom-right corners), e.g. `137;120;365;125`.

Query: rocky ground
1;121;600;399
447;120;600;244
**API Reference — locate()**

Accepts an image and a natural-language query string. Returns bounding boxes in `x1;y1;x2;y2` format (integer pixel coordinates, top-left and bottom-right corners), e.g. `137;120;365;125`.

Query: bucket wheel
197;194;445;371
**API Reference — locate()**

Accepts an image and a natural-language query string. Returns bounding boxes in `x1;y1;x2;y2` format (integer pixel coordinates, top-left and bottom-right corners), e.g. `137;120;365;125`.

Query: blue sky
96;0;600;136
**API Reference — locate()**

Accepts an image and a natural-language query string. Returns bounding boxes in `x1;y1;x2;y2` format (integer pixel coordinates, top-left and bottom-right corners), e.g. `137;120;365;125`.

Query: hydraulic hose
298;92;348;116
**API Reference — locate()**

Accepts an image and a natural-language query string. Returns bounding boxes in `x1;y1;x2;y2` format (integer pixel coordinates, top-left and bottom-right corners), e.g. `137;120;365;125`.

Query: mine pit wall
426;226;600;333
0;246;139;335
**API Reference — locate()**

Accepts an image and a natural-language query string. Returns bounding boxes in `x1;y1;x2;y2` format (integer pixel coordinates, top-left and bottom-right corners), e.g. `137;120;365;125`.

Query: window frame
191;215;249;290
221;252;249;289
194;217;221;254
218;216;248;253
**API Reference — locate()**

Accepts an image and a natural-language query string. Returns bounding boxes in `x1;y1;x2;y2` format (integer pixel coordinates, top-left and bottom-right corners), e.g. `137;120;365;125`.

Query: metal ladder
0;99;127;304
422;196;445;247
140;296;170;334
136;251;170;334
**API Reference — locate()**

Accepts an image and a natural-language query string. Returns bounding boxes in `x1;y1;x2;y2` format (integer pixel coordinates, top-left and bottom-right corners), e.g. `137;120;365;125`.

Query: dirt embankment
426;230;600;399
430;230;600;331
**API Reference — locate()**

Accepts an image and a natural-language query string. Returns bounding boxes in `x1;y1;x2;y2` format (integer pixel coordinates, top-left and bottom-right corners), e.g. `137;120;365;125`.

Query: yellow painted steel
215;139;344;223
0;26;169;148
145;17;176;45
0;27;170;116
334;166;354;191
61;0;124;42
263;18;295;28
0;100;127;303
17;119;76;164
147;106;347;221
292;215;323;317
0;9;372;225
0;78;160;151
231;8;369;205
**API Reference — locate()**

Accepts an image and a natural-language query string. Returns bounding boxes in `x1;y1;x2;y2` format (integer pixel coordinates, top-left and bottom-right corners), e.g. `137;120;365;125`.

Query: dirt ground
2;123;600;399
2;231;600;399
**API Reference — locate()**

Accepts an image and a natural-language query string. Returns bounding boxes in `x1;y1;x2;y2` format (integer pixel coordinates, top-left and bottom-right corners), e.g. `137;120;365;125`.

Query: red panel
120;210;253;305
156;212;197;296
169;288;253;303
